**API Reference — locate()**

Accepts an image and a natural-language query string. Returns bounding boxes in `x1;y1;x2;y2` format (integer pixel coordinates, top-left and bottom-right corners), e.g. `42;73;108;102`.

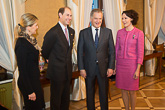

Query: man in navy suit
42;7;75;110
77;9;115;110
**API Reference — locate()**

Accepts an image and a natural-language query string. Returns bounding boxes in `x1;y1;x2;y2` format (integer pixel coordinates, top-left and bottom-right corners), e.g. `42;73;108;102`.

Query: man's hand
80;70;87;78
113;69;116;75
107;69;113;77
46;59;49;63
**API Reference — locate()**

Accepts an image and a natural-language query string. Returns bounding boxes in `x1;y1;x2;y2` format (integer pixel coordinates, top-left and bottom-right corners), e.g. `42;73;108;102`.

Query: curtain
0;0;15;72
67;0;93;101
158;9;165;44
144;0;165;76
12;0;25;109
160;9;165;35
0;0;25;109
103;0;126;44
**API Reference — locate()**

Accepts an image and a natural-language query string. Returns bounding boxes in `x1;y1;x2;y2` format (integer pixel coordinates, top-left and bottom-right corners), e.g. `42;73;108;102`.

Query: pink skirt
115;58;139;90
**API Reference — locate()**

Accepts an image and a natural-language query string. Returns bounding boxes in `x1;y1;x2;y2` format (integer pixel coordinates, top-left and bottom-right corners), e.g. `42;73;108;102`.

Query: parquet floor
46;66;165;110
69;68;165;110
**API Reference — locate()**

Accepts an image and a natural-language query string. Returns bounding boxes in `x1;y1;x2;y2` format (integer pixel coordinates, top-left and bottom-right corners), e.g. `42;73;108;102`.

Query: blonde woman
14;13;45;110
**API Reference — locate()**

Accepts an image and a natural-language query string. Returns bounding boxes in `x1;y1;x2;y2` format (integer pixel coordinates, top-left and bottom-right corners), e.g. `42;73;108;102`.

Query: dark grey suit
77;27;115;110
42;23;75;110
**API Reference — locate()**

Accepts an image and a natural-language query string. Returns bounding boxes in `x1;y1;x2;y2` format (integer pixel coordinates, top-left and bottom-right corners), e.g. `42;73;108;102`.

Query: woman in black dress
14;13;45;110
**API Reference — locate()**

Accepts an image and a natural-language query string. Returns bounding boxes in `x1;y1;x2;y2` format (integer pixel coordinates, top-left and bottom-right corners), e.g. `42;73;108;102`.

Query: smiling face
122;13;133;28
59;8;72;27
90;12;103;28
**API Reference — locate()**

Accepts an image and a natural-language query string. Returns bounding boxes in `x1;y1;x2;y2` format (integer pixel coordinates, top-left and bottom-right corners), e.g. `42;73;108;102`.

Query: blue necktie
95;29;99;48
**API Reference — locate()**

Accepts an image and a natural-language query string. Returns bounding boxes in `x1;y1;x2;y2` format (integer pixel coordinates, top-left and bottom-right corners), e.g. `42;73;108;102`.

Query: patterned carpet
95;77;165;110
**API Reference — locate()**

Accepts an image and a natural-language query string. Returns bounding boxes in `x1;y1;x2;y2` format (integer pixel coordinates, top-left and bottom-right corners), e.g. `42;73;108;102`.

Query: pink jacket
115;27;144;65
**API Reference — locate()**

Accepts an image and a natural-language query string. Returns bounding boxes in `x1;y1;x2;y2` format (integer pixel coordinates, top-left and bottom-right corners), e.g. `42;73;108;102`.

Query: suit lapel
97;27;104;50
88;27;95;47
88;27;104;49
57;23;69;48
68;27;74;51
68;26;74;47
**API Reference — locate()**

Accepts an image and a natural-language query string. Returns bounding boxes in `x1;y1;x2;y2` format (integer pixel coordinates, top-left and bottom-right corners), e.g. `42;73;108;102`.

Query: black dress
15;37;45;110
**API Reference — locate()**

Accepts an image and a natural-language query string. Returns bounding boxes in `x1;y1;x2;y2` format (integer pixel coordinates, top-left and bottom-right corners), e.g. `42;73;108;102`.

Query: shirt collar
59;21;67;30
91;26;100;31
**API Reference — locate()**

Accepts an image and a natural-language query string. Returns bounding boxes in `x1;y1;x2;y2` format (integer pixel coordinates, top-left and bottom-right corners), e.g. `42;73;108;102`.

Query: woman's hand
28;92;36;101
133;70;139;79
133;64;141;79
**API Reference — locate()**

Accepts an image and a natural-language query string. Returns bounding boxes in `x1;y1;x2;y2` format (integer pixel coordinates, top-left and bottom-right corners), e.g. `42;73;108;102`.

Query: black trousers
85;65;109;110
50;79;70;110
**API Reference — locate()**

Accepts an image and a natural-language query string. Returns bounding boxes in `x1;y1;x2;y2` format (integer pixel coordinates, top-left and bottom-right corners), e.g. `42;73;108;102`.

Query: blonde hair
14;13;38;40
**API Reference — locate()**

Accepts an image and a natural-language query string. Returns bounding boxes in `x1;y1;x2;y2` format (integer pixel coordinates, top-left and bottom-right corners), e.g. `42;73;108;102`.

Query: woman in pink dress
115;10;144;110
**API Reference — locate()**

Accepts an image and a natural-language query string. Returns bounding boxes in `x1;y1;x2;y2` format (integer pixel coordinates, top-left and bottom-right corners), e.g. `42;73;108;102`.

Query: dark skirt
18;79;45;110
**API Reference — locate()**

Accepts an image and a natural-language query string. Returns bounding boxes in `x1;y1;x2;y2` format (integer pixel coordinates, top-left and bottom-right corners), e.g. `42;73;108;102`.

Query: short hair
58;7;71;18
122;9;139;25
90;8;103;17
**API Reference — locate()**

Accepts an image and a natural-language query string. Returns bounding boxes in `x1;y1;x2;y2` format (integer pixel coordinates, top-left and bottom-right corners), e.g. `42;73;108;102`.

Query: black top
15;37;40;95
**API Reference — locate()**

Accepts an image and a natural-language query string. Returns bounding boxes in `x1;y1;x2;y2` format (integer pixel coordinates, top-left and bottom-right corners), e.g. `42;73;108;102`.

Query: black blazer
42;23;75;81
77;27;115;77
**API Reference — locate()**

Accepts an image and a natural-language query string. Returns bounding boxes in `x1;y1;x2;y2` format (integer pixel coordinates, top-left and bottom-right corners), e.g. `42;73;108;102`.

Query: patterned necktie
95;28;99;48
64;28;69;43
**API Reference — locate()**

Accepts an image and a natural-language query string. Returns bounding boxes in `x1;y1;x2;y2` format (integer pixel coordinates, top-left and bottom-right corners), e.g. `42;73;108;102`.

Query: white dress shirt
91;26;100;41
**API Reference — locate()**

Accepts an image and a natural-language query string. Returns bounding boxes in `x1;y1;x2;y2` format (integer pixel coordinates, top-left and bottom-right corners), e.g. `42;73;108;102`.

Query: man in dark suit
77;9;115;110
41;7;75;110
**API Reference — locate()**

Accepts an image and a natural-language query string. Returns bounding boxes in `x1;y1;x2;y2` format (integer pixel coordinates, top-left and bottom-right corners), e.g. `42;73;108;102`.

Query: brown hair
122;10;139;25
58;7;71;18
